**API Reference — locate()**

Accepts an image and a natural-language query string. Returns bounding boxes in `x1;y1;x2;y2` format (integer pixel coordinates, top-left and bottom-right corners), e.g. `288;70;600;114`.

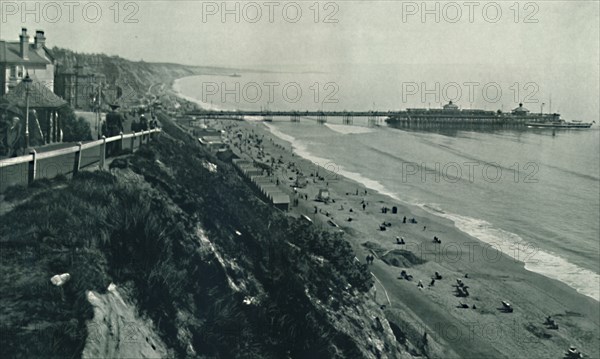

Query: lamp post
23;73;32;149
541;102;545;116
97;80;102;139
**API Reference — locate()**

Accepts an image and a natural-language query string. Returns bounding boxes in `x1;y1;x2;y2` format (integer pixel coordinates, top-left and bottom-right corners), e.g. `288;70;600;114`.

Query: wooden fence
0;129;161;194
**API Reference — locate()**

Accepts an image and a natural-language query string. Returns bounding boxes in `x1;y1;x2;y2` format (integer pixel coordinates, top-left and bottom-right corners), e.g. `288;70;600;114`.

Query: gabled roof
0;41;53;66
2;79;67;109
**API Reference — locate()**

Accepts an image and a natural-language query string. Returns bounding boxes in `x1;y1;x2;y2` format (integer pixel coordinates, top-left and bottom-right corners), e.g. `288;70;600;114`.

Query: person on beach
403;216;407;223
417;280;424;289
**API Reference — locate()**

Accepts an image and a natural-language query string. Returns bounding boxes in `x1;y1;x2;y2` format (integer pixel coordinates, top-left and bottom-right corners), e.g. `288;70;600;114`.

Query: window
9;66;16;78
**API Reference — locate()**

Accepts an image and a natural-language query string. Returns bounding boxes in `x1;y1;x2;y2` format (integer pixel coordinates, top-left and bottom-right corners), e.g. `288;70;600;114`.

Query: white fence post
28;149;37;184
132;131;137;150
99;136;107;169
73;142;83;175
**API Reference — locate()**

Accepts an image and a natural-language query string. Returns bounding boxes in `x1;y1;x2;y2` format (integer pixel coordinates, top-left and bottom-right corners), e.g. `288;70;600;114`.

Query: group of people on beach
365;254;375;265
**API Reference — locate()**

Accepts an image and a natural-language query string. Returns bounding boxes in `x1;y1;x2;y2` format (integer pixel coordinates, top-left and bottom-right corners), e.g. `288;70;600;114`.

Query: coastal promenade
0;129;160;194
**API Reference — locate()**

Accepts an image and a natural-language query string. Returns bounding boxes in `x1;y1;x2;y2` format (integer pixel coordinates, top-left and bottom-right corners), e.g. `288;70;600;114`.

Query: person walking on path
105;104;124;156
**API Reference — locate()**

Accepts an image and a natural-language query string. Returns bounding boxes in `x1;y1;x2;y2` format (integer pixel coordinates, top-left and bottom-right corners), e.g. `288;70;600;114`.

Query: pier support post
317;115;327;124
343;115;353;125
291;114;300;122
368;115;377;127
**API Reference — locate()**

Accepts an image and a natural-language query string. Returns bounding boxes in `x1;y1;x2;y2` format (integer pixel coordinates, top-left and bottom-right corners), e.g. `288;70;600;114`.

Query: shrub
59;107;92;142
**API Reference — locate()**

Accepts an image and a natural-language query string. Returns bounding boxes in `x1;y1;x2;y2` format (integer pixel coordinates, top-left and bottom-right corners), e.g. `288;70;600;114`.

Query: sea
173;64;600;301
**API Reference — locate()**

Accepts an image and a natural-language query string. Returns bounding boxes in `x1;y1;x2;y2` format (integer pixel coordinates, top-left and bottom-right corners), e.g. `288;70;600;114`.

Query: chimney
19;28;29;60
34;30;46;50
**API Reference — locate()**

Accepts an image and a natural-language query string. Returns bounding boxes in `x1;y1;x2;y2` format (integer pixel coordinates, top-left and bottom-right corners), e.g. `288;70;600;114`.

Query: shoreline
258;120;600;301
266;121;600;302
172;83;599;358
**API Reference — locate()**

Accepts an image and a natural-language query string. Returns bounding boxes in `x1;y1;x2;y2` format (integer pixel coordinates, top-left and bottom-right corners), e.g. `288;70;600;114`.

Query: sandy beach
195;117;599;359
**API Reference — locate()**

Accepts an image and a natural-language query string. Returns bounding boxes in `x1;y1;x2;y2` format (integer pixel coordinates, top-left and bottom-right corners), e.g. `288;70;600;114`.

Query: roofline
0;61;48;67
0;41;54;65
43;46;55;61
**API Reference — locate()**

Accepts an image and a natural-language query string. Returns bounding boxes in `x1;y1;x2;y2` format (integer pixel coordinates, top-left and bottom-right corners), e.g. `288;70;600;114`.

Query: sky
1;1;599;119
1;1;598;67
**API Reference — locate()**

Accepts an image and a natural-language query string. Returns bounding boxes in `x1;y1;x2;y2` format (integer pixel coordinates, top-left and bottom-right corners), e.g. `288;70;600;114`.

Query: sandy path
82;283;169;359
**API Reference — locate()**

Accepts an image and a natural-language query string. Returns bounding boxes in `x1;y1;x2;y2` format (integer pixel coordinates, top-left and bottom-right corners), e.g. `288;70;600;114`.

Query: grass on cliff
0;115;374;358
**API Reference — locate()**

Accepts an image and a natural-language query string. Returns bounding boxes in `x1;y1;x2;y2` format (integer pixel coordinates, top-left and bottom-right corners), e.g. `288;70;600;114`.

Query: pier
184;108;560;126
184;110;393;125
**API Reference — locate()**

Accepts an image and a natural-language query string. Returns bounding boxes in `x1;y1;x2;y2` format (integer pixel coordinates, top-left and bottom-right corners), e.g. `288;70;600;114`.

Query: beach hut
271;193;290;211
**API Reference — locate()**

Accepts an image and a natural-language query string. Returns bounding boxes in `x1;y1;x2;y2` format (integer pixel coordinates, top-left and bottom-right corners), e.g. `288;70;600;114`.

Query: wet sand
197;118;599;359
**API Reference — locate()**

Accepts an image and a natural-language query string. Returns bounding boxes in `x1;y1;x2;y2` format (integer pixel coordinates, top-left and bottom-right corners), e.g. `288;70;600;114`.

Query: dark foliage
58;107;92;142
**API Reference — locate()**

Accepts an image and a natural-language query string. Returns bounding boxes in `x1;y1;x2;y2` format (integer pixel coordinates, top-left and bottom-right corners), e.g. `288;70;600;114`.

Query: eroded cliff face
82;283;169;359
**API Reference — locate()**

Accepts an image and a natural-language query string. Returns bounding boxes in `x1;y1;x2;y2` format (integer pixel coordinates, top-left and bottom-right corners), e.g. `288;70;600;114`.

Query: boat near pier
525;120;594;129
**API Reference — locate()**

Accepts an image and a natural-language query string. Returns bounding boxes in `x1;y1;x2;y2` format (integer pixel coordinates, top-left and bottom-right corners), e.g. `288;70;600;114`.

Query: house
0;28;55;96
54;65;107;110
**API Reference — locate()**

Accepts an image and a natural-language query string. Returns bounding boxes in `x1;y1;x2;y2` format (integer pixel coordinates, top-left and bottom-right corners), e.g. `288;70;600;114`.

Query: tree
58;107;92;142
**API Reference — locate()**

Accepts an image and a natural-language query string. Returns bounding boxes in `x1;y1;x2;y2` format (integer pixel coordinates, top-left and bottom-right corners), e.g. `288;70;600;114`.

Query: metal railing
0;129;161;194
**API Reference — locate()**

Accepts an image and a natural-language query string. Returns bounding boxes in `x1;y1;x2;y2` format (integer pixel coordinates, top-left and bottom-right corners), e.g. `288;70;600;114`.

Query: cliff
50;47;238;109
0;114;412;358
